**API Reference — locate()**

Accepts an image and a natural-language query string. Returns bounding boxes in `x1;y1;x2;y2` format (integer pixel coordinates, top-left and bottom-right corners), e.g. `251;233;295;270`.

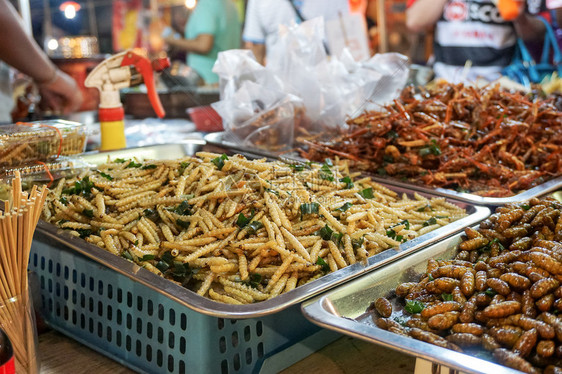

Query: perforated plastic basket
29;232;339;374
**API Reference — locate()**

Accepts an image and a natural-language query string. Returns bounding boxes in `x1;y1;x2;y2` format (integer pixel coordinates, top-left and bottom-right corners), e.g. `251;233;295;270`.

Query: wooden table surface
38;330;416;374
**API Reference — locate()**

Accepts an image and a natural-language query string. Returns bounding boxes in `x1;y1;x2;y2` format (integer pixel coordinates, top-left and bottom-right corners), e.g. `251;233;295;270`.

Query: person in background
0;0;82;122
165;0;241;85
406;0;546;82
243;0;360;65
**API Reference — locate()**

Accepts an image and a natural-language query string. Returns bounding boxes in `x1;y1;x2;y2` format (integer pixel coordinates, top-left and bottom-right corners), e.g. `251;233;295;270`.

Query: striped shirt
408;0;549;82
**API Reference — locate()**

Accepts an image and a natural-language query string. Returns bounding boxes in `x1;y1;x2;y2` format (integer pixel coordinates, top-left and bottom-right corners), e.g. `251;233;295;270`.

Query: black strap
286;0;331;55
287;0;306;23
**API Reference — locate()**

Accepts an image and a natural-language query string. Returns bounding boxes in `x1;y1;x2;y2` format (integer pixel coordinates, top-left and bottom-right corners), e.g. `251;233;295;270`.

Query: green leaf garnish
351;237;364;250
484;288;497;297
441;293;453;301
242;273;262;288
59;196;68;205
319;163;334;181
173;201;192;216
211;154;229;170
316;257;330;272
422;217;438;227
246;221;264;234
236;210;255;228
359;188;374;199
141;164;157;170
176;219;190;229
405;300;425;314
178;162;190;175
300;202;320;220
143;208;158;221
141;254;155;261
521;203;531;210
339;176;354;189
114;158;126;164
126;161;142;168
62;176;94;197
336;202;353;212
82;209;94;218
317;224;334;240
98;171;113;180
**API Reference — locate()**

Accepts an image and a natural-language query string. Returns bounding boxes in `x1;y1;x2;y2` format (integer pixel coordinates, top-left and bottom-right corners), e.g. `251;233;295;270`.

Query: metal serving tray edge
205;132;562;207
34;142;489;319
301;231;523;374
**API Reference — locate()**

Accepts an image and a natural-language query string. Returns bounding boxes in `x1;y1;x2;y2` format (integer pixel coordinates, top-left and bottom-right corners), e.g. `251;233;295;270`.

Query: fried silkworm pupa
451;322;484;335
537;340;556;358
487;278;511;296
513;328;538;358
488;250;522;268
510;237;533;251
500;272;531;292
375;317;403;331
460;271;475;297
374;297;392;318
421;301;461;319
530;252;562;275
518;315;555;340
503;223;533;239
431;265;472;280
427;311;459;330
530;277;560;299
458;237;488;251
474;293;493;307
536;293;555;312
405;318;435;332
493;348;540;374
482;334;500;351
455;250;470;261
446;333;481;347
426;277;459;293
408;328;449;349
395;282;417;297
459;298;477;323
451;286;466;303
475;271;487;291
426;258;438;274
545;366;562;374
489;326;523;348
498;208;525;232
483;300;521;318
464;226;481;239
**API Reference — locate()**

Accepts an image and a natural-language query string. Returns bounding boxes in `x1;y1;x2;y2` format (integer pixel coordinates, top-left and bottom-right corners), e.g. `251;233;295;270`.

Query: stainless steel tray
36;141;489;319
300;218;561;374
205;132;562;207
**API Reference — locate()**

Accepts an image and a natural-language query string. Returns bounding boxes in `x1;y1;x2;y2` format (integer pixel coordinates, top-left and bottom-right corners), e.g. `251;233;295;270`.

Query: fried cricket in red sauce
301;83;562;197
371;197;562;373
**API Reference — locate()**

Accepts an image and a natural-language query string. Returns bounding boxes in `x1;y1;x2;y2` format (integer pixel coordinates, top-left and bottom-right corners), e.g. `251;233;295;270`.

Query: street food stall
0;1;561;374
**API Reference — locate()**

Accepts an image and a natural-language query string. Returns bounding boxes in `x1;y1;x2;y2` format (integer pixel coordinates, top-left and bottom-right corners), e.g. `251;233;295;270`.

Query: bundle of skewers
0;171;47;373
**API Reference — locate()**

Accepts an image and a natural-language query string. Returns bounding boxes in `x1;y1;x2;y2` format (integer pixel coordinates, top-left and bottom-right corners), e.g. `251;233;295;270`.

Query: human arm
165;34;214;55
0;0;82;113
242;0;266;65
513;13;546;42
244;41;266;65
405;0;448;32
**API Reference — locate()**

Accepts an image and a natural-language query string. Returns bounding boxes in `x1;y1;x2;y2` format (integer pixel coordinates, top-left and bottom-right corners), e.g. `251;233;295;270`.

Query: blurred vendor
406;0;546;82
0;0;82;122
165;0;241;85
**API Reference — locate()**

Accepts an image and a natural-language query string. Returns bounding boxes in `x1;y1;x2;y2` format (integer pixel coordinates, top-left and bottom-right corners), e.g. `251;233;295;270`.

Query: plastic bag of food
212;81;303;152
212;18;409;150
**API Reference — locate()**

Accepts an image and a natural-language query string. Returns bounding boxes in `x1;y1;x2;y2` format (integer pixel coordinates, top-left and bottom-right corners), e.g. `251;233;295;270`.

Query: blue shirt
185;0;241;84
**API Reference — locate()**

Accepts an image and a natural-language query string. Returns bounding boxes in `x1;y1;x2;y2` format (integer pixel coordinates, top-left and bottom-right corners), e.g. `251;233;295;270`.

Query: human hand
37;69;83;114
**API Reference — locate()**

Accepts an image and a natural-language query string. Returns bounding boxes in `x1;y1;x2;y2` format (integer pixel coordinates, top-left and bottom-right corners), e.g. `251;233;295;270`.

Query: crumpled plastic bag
212;17;409;152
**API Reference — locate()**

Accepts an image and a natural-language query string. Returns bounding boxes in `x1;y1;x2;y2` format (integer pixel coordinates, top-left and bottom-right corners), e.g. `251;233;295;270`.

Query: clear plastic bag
212;81;303;152
212;18;410;151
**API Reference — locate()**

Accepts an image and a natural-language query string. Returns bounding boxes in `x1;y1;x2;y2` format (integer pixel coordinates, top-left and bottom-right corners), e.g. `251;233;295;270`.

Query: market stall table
38;330;415;373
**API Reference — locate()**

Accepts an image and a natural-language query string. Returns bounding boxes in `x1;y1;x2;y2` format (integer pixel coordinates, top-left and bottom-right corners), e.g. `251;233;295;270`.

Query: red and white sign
444;0;469;21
